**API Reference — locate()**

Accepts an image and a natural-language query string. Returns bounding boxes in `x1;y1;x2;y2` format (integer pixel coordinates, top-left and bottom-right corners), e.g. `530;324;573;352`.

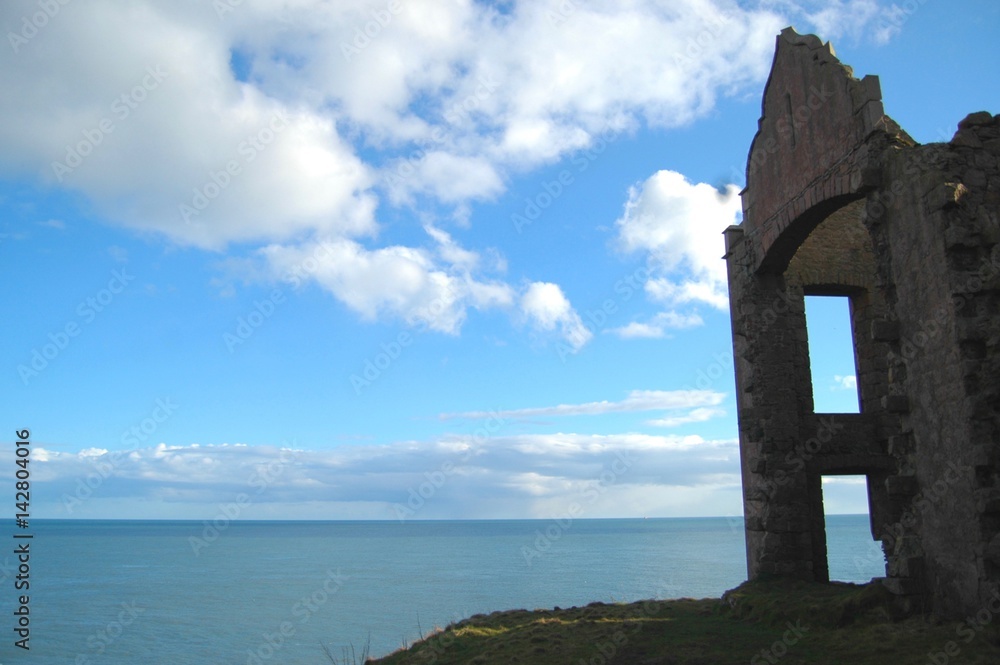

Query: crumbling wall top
741;27;900;261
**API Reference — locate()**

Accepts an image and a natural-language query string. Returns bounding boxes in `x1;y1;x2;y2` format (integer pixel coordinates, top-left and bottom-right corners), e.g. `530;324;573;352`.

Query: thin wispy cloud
609;312;705;339
439;389;725;421
647;407;727;428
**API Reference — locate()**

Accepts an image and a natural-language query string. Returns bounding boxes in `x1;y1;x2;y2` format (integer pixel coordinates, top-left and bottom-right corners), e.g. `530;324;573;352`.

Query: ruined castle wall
741;31;888;274
726;226;816;580
729;26;998;618
869;114;1000;614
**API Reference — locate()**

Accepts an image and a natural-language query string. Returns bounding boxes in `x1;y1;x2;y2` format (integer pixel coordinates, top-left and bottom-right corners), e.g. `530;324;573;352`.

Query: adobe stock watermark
224;241;337;353
546;0;577;26
750;620;809;664
852;462;967;577
75;601;145;664
384;72;502;194
727;81;837;187
62;398;179;514
726;512;744;534
389;440;463;521
576;577;686;665
246;568;349;665
745;286;805;337
875;0;930;39
864;153;946;222
671;8;732;67
682;350;735;392
521;450;635;566
340;0;402;61
189;446;300;556
512;123;620;234
17;268;134;385
757;416;846;498
881;463;966;550
393;608;477;662
7;0;73;54
50;66;168;182
213;0;245;20
554;264;652;362
179;112;289;224
350;331;413;395
875;249;1000;367
925;585;1000;665
223;289;286;353
349;276;464;395
392;411;506;521
0;556;16;586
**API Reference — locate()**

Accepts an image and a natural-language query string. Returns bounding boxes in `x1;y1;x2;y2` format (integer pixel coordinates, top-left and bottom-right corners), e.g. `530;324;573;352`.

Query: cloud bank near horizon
26;432;741;521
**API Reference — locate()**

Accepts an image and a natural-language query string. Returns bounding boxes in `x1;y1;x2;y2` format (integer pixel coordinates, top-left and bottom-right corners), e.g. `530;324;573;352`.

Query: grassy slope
370;579;1000;665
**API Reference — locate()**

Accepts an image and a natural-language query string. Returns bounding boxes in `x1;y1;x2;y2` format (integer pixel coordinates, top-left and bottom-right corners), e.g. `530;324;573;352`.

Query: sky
2;0;997;521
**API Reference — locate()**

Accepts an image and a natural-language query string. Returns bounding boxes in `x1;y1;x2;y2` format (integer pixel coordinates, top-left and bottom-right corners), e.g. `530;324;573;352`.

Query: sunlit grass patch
370;581;1000;665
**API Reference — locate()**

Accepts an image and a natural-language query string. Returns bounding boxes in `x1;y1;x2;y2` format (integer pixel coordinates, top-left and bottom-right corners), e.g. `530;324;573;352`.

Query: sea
0;516;884;664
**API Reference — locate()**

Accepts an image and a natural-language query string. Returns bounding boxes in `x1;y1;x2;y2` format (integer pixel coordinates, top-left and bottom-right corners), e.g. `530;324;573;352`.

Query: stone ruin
724;27;1000;617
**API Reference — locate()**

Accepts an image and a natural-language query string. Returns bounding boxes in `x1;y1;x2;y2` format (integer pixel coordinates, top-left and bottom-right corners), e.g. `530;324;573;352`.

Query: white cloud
822;475;866;485
609;322;667;340
805;0;901;45
22;433;740;519
440;389;725;421
424;224;481;272
0;0;898;337
519;281;592;351
616;170;742;313
261;235;514;334
0;4;377;250
609;311;704;339
647;407;726;428
386;152;505;205
107;245;129;263
832;374;857;390
820;473;871;514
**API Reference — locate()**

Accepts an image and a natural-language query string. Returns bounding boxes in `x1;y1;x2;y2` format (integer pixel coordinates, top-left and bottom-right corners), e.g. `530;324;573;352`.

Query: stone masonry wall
726;26;999;618
866;113;1000;614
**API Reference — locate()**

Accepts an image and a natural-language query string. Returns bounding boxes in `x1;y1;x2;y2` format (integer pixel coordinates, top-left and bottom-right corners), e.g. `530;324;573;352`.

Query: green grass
369;579;1000;664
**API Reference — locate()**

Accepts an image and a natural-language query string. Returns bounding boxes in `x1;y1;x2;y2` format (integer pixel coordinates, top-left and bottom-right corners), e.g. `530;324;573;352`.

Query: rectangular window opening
822;475;884;583
804;295;860;413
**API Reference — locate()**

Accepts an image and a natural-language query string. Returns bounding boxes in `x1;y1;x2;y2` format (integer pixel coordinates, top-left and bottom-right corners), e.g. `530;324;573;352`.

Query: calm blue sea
0;516;883;664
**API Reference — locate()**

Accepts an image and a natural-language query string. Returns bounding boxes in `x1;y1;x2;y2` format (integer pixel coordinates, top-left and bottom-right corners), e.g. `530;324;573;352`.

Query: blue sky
2;0;997;520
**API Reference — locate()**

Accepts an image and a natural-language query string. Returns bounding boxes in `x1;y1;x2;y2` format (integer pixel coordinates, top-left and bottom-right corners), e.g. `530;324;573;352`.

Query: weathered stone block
882;395;910;413
958;111;995;129
952;130;984;149
986;535;1000;565
882;577;924;596
871;320;900;341
887;434;912;455
977;489;1000;514
886;475;918;497
897;556;926;578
